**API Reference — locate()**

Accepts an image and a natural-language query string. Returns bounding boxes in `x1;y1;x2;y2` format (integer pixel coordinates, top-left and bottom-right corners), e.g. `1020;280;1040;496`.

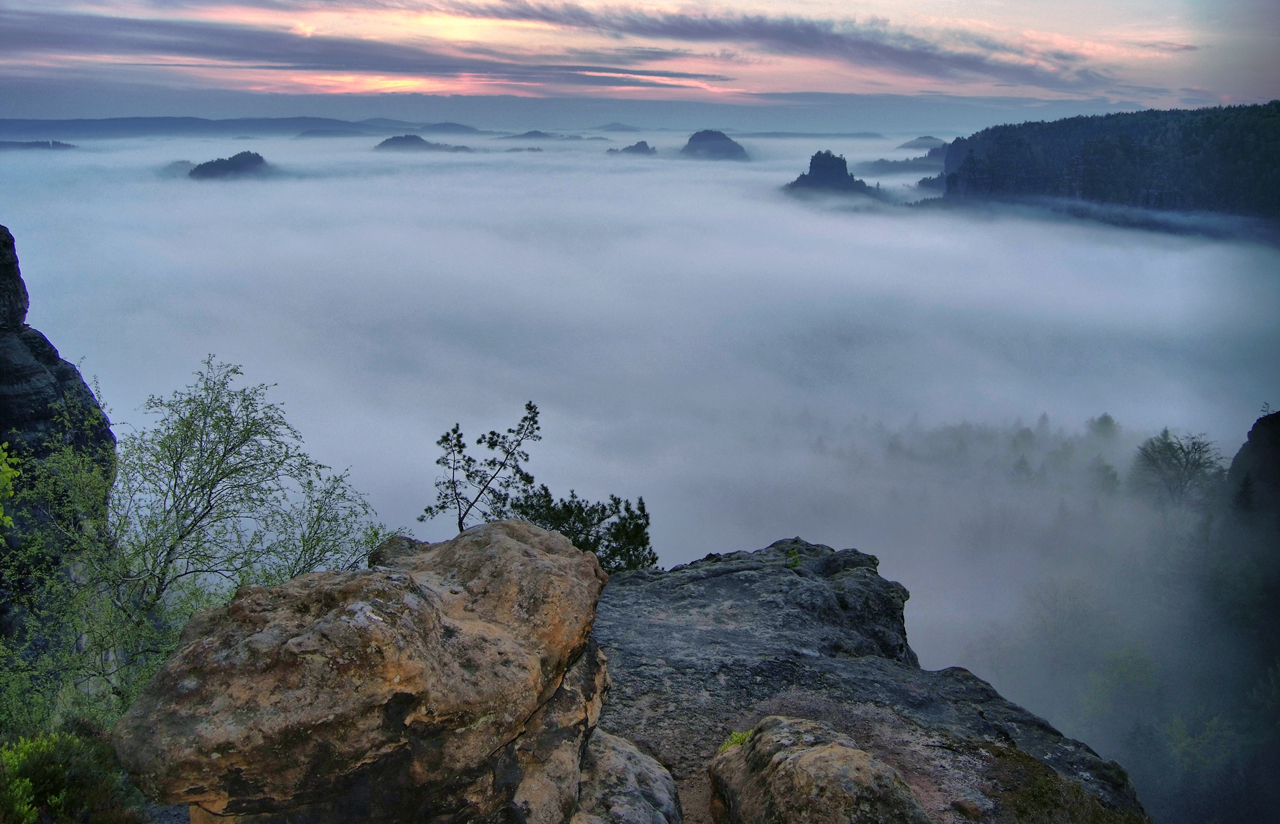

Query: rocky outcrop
786;151;882;197
709;716;930;824
593;538;1150;824
1226;410;1280;514
0;225;113;463
188;151;267;179
572;730;683;824
607;141;657;156
114;521;620;823
680;131;748;161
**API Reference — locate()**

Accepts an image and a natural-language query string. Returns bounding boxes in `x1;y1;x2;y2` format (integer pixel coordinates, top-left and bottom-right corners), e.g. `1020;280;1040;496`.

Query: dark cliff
943;101;1280;219
0;225;113;462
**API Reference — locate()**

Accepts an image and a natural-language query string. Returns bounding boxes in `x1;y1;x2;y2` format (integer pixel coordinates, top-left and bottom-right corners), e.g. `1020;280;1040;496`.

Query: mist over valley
2;114;1278;821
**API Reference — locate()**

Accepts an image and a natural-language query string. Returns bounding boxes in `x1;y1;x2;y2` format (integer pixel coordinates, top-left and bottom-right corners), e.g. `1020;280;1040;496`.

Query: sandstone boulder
572;730;683;824
113;521;610;822
708;716;929;824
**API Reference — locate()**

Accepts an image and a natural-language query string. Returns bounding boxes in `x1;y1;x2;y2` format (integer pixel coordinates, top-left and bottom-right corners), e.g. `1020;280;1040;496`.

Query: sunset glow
1;0;1277;108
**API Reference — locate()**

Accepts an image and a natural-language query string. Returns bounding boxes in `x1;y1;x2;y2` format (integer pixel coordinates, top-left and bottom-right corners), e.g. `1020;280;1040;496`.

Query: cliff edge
595;538;1150;824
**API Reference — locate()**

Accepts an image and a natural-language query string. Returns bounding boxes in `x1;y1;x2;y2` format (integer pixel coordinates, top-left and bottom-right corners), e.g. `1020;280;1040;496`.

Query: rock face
1226;410;1280;514
709;716;930;824
680;131;748;161
593;538;1150;824
114;521;619;823
0;225;112;462
188;151;267;179
786;151;881;196
572;730;683;824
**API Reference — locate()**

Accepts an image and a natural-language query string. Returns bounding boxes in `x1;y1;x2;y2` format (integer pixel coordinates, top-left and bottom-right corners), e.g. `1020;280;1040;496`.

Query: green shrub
718;730;754;753
0;731;144;824
786;548;801;569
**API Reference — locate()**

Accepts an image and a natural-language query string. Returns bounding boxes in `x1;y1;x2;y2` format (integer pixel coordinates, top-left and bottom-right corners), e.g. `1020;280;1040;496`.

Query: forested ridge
944;101;1280;218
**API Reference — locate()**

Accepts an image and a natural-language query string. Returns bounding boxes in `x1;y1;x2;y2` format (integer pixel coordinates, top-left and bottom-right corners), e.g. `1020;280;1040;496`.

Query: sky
1;0;1277;120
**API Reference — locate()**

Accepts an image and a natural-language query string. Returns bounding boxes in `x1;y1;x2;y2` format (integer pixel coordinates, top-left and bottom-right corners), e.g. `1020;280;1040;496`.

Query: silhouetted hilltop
417;122;484;134
189;151;267;179
296;129;371;139
374;135;472;152
0;140;76;151
680;130;748;160
897;136;947;150
787;151;884;198
607;141;657;156
0;117;486;140
944;101;1280;219
502;130;557;140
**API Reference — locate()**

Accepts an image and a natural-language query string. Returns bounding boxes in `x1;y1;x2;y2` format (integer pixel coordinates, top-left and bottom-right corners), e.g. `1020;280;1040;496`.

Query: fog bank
2;131;1277;648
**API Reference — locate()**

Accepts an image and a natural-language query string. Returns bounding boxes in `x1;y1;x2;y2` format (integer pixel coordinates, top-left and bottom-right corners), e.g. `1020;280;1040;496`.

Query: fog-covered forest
809;411;1280;822
944;101;1280;217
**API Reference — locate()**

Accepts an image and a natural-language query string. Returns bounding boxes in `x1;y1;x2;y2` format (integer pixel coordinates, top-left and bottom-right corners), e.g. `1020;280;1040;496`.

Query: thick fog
3;133;1278;816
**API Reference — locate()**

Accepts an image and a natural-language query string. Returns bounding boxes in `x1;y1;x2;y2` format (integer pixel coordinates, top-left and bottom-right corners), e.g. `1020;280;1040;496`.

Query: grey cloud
0;9;728;87
432;0;1117;91
82;0;1118;92
1132;40;1199;52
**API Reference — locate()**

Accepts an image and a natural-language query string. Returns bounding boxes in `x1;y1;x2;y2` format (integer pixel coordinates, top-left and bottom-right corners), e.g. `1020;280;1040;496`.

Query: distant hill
500;131;558;140
296;130;372;139
0;117;483;140
854;144;947;176
374;135;472;152
0;140;75;151
896;136;947;150
737;131;882;139
943;101;1280;219
417;122;485;134
680;130;748;160
189;151;267;179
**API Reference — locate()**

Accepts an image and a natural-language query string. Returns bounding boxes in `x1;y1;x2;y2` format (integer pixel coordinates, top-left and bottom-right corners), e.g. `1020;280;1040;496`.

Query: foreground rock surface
709;716;929;824
572;730;683;824
114;521;610;822
593;538;1150;824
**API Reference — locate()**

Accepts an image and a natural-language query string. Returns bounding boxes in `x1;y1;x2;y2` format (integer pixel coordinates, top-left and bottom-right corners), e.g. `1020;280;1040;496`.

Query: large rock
708;716;929;824
572;730;683;824
593;538;1150;824
114;521;610;823
785;151;881;197
1226;410;1280;515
